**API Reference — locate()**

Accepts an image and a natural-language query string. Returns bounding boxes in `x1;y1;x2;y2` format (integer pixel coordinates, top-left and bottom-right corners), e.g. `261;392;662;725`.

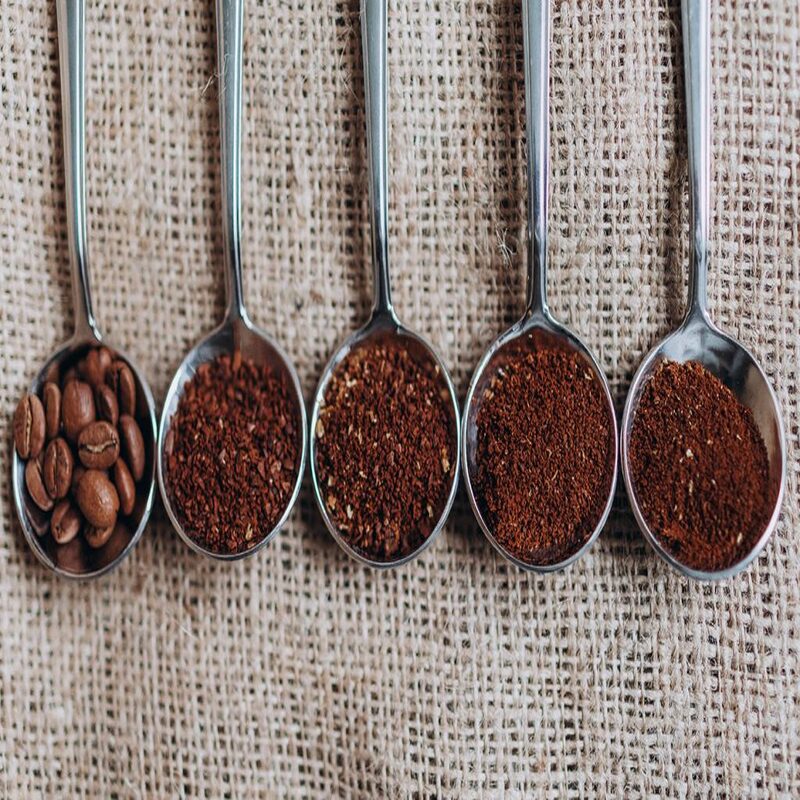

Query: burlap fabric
1;0;797;796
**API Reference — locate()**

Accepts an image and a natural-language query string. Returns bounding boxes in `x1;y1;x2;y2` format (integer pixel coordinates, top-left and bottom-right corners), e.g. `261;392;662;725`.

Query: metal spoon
157;0;307;560
461;0;618;572
308;0;460;568
11;0;157;579
620;0;786;581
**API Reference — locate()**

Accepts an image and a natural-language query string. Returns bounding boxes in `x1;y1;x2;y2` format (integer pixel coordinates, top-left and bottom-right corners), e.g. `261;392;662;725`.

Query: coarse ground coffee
629;360;772;571
474;346;615;565
165;353;300;554
314;339;455;561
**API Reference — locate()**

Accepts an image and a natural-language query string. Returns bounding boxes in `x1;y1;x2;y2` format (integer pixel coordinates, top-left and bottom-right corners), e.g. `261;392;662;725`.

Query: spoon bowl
309;312;460;568
158;315;307;561
462;311;618;571
621;311;785;580
12;333;157;579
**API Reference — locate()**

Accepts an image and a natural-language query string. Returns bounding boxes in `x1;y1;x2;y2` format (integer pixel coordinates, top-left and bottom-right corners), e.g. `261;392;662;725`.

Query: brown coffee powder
629;360;772;571
314;340;455;561
165;353;300;554
474;346;615;565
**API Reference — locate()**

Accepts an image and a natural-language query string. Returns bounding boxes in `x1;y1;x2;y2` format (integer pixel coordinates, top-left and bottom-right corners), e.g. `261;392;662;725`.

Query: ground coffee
629;360;772;571
165;353;300;554
314;339;454;561
474;346;615;565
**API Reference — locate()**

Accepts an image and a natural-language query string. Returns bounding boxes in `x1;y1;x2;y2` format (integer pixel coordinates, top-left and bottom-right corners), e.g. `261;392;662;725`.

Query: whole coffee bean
84;522;115;549
76;469;119;529
98;521;128;561
71;464;86;497
95;384;119;426
79;348;107;389
114;458;136;516
119;414;145;481
43;437;74;499
51;499;82;544
77;421;120;470
61;366;79;384
107;361;136;417
62;380;96;442
43;382;62;440
25;453;53;512
56;538;82;571
13;393;46;459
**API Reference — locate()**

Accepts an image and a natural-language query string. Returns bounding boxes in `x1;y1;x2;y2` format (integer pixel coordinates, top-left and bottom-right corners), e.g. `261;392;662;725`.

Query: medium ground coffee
165;353;300;554
629;360;772;571
474;346;615;565
314;339;454;561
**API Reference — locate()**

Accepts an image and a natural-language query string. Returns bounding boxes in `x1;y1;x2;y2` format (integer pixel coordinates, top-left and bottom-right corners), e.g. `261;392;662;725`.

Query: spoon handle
682;0;710;317
56;0;98;341
362;0;393;317
216;0;246;323
522;0;550;316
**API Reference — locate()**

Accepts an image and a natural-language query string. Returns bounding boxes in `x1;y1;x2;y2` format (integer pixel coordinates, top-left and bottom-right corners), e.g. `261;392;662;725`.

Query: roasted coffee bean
43;382;62;440
43;437;73;499
56;538;82;570
13;393;46;459
98;521;128;561
25;452;53;512
71;464;86;497
77;421;120;470
107;360;136;417
114;458;136;516
62;380;96;442
51;499;82;544
79;348;108;389
95;384;119;426
75;469;119;528
84;522;115;549
61;367;79;384
119;414;145;481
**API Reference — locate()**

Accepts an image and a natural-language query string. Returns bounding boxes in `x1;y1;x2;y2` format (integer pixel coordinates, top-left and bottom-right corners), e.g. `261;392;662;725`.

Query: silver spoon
11;0;157;579
620;0;786;581
157;0;307;560
308;0;460;568
461;0;618;572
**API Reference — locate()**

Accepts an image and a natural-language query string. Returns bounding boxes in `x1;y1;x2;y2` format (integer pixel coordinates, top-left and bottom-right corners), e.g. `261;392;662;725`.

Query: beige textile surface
1;0;798;796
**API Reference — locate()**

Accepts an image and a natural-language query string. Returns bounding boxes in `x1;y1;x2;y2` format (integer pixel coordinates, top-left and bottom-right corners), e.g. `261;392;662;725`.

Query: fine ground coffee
165;353;300;554
474;346;615;565
629;360;772;571
314;339;454;561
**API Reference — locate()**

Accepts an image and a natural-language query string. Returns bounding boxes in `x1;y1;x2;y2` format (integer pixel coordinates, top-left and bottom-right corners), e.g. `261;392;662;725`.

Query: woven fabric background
1;0;798;796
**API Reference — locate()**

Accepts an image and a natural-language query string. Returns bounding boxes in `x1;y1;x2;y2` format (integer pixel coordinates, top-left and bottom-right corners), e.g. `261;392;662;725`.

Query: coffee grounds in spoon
629;360;772;572
314;340;455;561
474;347;615;565
165;353;299;554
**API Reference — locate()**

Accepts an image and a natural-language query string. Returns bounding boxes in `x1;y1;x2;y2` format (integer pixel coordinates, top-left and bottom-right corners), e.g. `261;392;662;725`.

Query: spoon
157;0;307;560
461;0;618;572
308;0;460;568
11;0;157;579
620;0;786;581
